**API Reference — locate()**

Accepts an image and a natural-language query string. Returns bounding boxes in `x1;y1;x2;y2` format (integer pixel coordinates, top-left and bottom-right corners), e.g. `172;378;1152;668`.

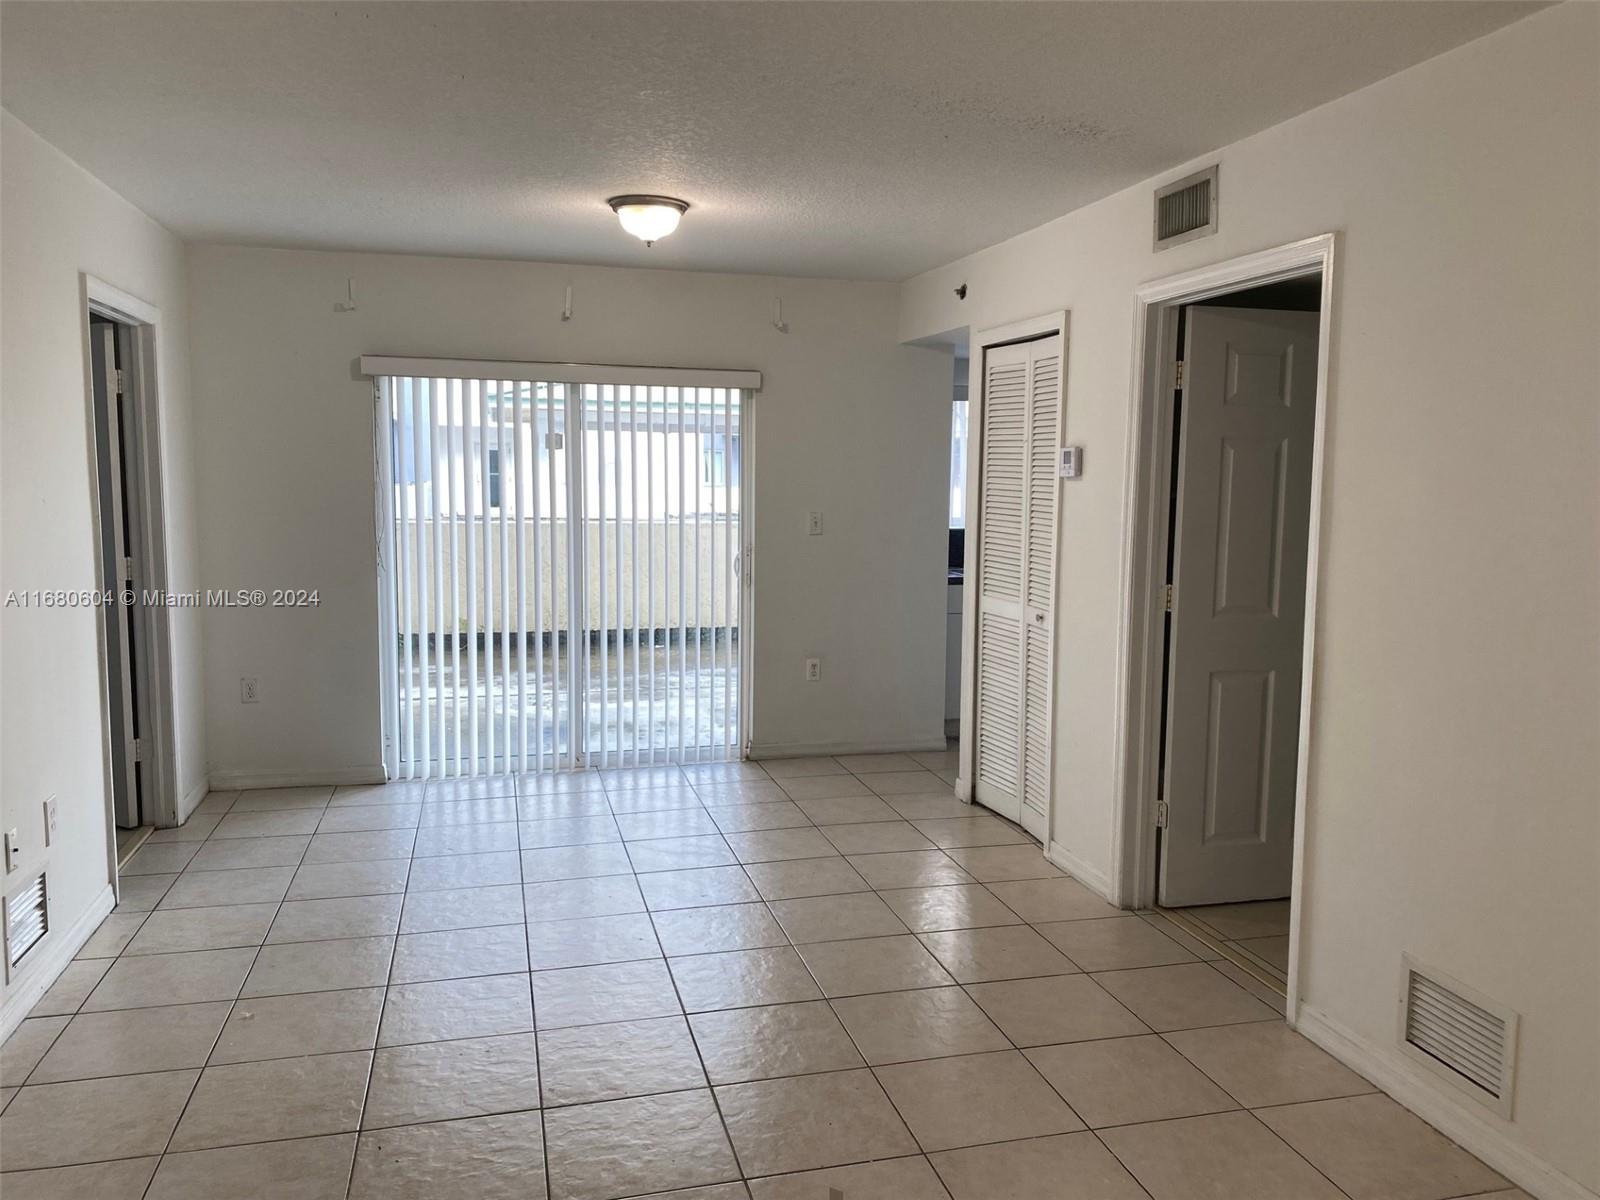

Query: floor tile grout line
0;1148;176;1179
343;819;415;1200
53;877;1208;995
1208;1106;1362;1200
732;806;973;1182
132;790;326;1200
877;818;1154;1200
31;975;1295;1049
504;809;554;1200
729;855;961;1198
926;907;1105;1141
8;1126;368;1176
7;1011;72;1090
650;882;749;1190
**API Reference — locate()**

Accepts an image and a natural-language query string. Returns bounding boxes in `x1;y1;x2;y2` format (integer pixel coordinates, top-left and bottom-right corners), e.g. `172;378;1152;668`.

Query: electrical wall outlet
3;829;19;872
804;657;821;681
241;677;259;703
43;797;58;847
807;511;824;536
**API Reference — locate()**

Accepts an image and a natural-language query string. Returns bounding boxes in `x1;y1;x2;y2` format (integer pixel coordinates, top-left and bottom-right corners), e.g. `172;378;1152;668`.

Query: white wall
899;6;1598;1195
0;112;206;1023
187;246;952;782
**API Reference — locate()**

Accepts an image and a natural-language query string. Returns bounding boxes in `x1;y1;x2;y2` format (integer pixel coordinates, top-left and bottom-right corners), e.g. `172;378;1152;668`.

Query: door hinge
114;368;127;396
118;556;134;587
1163;583;1173;612
1155;800;1169;829
132;738;144;763
1173;361;1185;390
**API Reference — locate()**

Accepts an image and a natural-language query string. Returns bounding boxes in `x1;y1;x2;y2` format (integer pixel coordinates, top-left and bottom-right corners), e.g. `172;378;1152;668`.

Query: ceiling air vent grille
1154;166;1218;250
1399;955;1517;1118
4;871;49;974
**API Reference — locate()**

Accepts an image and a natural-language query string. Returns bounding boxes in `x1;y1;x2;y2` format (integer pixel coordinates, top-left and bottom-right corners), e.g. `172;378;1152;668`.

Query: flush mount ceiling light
608;195;689;246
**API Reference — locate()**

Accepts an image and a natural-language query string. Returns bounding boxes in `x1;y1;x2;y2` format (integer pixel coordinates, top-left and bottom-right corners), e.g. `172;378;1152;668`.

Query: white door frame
1109;233;1338;1018
736;388;756;759
80;274;180;856
956;309;1068;837
374;379;401;780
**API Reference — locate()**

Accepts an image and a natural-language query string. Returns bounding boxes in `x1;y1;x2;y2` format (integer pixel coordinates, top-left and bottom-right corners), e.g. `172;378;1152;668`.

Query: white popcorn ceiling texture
0;1;1535;280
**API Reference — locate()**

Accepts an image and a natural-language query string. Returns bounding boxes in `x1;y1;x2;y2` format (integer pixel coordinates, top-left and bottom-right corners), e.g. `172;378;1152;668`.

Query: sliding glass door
379;373;746;778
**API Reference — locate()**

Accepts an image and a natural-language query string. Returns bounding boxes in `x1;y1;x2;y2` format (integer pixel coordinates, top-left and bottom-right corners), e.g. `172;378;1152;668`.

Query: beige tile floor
0;752;1521;1200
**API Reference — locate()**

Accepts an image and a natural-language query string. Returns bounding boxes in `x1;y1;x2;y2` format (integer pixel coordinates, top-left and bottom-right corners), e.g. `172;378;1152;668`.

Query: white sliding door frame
737;391;756;758
361;357;760;391
369;357;758;777
1110;233;1338;1022
957;310;1067;845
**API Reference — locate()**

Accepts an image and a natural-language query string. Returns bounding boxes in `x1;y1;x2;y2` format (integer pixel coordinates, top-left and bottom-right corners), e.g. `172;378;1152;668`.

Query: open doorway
944;353;968;744
85;279;177;871
90;315;151;860
1115;238;1335;1004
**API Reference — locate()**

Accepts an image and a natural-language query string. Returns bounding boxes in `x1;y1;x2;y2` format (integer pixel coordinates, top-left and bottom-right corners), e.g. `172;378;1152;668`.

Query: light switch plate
1060;446;1084;479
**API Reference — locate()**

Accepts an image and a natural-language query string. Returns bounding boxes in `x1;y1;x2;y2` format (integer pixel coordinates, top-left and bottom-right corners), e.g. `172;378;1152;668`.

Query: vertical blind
377;369;747;778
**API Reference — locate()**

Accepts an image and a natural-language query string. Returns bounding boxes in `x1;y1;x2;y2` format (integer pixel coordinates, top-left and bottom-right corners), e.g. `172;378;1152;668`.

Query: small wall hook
334;277;357;312
561;284;574;322
772;297;789;334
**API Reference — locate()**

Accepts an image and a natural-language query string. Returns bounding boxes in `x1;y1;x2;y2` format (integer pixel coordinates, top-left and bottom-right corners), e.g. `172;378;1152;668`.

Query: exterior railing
393;516;736;631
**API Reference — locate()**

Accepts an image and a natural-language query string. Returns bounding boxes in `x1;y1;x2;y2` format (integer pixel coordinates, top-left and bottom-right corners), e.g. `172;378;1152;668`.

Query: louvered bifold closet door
386;375;576;778
1021;342;1062;831
973;334;1063;839
974;343;1029;812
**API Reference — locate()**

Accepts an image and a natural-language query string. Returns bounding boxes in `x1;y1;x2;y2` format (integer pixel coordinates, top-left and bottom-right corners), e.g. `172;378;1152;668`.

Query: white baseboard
1;883;115;1043
1045;840;1116;903
207;764;387;791
1295;1004;1597;1200
748;737;949;760
174;773;211;826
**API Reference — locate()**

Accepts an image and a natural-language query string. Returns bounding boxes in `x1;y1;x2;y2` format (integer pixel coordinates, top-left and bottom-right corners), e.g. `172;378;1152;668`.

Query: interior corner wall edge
896;5;1600;1193
185;246;953;783
0;109;207;1019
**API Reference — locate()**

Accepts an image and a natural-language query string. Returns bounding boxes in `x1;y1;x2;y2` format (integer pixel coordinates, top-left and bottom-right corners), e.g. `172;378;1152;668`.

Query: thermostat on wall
1060;446;1084;479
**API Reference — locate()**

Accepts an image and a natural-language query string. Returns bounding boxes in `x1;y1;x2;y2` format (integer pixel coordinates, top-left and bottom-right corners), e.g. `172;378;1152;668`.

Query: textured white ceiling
1;1;1538;280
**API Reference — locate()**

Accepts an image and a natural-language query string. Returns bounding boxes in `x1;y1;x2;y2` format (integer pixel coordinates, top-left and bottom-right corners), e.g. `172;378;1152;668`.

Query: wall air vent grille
1154;166;1218;250
1399;955;1518;1118
4;871;49;974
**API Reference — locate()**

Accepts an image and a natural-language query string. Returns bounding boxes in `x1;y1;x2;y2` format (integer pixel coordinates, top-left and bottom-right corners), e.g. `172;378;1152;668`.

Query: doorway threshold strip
1148;906;1287;998
115;825;154;871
